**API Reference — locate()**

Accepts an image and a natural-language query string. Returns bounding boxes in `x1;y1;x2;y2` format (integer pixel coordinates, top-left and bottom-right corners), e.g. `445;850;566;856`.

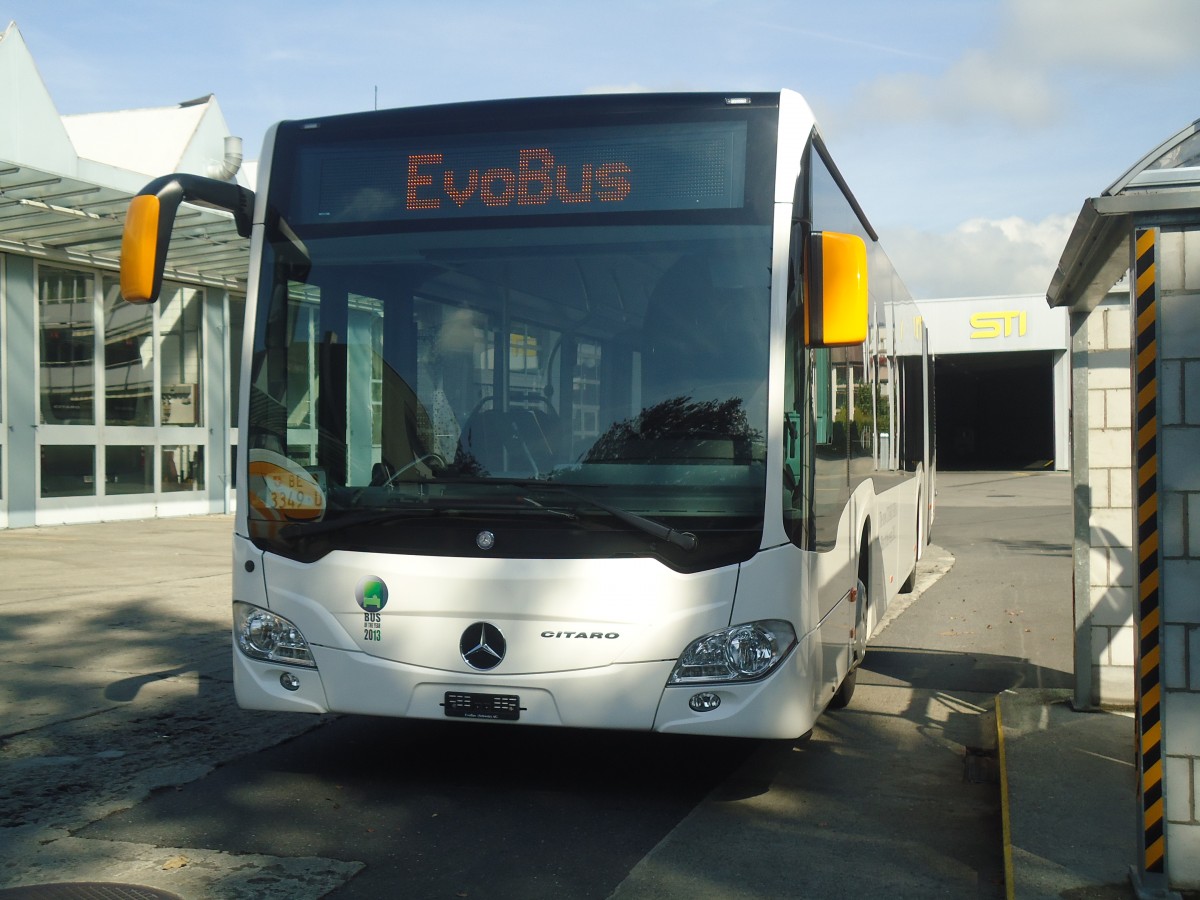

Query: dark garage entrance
934;351;1055;470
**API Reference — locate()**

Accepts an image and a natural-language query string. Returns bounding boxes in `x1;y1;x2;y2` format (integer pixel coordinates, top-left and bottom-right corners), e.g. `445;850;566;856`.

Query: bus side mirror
120;174;254;303
120;192;173;303
805;231;868;347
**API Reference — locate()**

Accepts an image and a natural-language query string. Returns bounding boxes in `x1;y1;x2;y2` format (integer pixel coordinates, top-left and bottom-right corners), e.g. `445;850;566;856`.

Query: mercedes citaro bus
120;90;933;739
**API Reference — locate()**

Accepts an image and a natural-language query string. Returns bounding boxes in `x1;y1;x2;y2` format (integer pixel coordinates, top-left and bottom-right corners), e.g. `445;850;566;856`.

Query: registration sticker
247;449;326;522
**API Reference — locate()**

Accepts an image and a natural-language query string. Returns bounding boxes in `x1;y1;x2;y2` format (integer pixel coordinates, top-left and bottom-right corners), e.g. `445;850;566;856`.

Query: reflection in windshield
584;395;762;465
246;220;771;562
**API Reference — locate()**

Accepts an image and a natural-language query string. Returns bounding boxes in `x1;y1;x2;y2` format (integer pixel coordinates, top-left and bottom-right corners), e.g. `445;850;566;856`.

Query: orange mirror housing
119;194;162;303
806;231;868;347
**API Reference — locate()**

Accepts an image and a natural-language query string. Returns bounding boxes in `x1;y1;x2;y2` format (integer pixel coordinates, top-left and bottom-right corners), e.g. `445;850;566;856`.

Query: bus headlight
234;602;317;668
668;620;796;684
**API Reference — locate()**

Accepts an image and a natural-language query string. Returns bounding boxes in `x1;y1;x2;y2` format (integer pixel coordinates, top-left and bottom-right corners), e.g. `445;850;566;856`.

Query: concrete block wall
1084;293;1136;707
1157;228;1200;883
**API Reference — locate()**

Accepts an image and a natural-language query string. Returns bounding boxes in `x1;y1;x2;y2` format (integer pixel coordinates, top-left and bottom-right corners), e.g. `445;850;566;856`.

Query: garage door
934;351;1055;470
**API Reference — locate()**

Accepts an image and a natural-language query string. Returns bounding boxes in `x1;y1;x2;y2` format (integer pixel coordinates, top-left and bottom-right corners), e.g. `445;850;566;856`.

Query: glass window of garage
103;276;154;426
39;266;95;425
159;283;203;426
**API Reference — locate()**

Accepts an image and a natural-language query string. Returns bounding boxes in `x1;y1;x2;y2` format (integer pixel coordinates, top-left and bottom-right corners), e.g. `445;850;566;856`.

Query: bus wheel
829;666;857;710
899;503;920;593
830;575;867;710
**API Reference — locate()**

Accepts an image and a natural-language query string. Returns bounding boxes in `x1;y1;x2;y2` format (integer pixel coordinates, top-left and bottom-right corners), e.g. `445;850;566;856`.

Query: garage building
918;294;1070;471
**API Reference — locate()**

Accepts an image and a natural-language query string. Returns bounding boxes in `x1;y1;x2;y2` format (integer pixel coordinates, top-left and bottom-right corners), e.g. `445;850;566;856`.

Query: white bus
121;90;933;739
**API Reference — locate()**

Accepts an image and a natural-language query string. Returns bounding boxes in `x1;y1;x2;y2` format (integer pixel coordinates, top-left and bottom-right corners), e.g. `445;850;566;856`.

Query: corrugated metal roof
1106;118;1200;195
0;160;249;290
1046;117;1200;312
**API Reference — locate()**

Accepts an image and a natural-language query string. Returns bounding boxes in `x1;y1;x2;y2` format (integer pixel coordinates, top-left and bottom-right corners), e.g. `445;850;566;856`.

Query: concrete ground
0;473;1165;898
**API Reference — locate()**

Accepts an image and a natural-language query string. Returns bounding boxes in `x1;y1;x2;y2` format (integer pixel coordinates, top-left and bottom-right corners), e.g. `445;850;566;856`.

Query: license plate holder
443;691;521;721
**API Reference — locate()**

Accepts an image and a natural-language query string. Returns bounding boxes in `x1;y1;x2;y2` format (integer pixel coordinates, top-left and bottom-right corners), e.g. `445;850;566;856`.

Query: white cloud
1004;0;1200;71
852;50;1058;128
882;214;1077;299
844;0;1200;132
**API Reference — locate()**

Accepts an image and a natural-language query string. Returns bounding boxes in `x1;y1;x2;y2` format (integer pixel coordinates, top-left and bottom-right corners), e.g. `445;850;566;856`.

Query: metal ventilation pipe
207;135;244;181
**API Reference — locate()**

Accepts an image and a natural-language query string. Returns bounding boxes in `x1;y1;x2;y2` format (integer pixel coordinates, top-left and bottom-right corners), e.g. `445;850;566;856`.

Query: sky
4;0;1199;299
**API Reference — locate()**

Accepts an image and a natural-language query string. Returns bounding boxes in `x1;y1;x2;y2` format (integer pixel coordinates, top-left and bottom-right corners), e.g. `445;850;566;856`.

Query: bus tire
829;666;856;710
899;502;919;593
831;551;868;711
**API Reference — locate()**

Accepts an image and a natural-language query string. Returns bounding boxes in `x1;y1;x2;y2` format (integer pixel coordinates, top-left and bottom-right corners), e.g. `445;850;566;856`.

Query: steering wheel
381;452;446;487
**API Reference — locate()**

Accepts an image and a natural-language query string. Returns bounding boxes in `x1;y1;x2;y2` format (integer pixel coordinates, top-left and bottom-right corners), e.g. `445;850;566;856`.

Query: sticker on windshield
247;449;326;522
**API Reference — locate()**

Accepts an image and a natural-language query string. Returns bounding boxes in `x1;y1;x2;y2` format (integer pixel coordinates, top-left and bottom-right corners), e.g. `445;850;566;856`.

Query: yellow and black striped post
1132;226;1168;887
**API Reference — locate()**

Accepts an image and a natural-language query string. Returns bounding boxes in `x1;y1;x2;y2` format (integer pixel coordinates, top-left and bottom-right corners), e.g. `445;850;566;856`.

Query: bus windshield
245;105;775;570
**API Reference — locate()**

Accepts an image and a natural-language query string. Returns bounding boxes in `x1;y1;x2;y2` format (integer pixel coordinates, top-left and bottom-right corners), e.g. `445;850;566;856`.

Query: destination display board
293;121;748;223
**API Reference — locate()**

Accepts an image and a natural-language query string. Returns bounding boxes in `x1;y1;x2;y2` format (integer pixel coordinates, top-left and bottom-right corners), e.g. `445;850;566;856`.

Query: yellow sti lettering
970;310;1027;340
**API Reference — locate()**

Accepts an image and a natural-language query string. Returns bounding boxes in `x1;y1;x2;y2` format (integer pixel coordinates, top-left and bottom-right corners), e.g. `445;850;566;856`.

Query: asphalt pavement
0;472;1143;899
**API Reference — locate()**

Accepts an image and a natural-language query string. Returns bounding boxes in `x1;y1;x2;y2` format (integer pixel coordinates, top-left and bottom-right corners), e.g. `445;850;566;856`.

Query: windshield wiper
276;483;695;552
277;496;576;542
574;489;698;551
494;480;698;551
278;506;437;540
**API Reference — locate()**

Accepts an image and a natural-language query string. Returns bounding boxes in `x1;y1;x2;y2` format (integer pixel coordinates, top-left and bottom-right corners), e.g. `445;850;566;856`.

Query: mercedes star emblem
460;622;506;671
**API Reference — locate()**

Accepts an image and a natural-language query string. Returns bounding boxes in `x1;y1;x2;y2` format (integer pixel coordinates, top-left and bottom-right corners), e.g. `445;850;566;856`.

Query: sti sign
918;296;1070;356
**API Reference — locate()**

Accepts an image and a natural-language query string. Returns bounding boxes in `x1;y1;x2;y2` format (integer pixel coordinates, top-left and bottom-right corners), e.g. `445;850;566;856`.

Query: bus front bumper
232;633;819;740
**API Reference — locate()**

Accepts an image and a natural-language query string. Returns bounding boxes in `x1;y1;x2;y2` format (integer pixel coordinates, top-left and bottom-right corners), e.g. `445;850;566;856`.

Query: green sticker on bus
356;577;388;612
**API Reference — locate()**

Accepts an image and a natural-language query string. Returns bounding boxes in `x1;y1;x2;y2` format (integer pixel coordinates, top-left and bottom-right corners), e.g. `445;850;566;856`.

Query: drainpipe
207;136;244;182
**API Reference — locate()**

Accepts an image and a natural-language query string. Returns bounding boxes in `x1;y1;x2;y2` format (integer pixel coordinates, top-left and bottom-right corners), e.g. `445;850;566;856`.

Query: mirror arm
120;173;255;303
